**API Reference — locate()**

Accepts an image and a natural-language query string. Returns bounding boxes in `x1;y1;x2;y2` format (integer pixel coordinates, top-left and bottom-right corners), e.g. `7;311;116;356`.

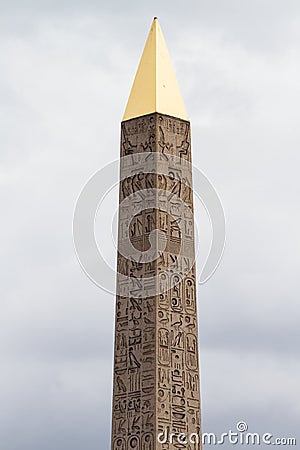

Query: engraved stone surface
112;113;202;450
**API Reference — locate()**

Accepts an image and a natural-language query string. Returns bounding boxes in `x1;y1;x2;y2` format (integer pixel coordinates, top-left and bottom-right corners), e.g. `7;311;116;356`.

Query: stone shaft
112;113;202;450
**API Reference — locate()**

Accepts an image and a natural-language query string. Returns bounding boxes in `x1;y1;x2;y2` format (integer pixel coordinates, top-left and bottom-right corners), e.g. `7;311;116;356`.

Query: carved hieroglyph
112;113;202;450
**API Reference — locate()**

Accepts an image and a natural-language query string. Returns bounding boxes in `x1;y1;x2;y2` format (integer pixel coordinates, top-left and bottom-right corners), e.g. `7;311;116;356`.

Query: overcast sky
1;1;300;449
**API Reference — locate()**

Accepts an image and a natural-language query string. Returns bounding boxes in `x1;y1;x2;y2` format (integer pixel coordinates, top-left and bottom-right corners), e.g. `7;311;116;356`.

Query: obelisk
111;18;202;450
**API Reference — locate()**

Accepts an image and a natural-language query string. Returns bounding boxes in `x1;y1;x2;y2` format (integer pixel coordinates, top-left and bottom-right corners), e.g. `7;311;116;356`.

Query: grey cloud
0;1;299;449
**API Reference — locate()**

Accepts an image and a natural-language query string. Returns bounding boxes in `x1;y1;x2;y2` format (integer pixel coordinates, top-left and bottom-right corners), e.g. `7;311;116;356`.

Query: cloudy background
1;0;300;449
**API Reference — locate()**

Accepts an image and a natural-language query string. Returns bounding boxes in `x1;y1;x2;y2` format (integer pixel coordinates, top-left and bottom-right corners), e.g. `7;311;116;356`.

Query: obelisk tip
122;17;188;121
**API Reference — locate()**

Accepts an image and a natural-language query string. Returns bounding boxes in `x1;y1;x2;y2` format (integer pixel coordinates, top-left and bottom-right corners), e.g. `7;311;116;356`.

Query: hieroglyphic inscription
112;114;201;450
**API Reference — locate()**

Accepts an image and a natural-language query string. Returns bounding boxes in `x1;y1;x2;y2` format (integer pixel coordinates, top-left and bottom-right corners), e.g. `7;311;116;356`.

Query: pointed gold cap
122;18;188;121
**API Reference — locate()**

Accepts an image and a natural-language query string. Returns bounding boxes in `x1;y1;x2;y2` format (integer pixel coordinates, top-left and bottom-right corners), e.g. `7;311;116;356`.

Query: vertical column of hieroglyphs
112;113;201;450
112;115;157;450
155;114;201;450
